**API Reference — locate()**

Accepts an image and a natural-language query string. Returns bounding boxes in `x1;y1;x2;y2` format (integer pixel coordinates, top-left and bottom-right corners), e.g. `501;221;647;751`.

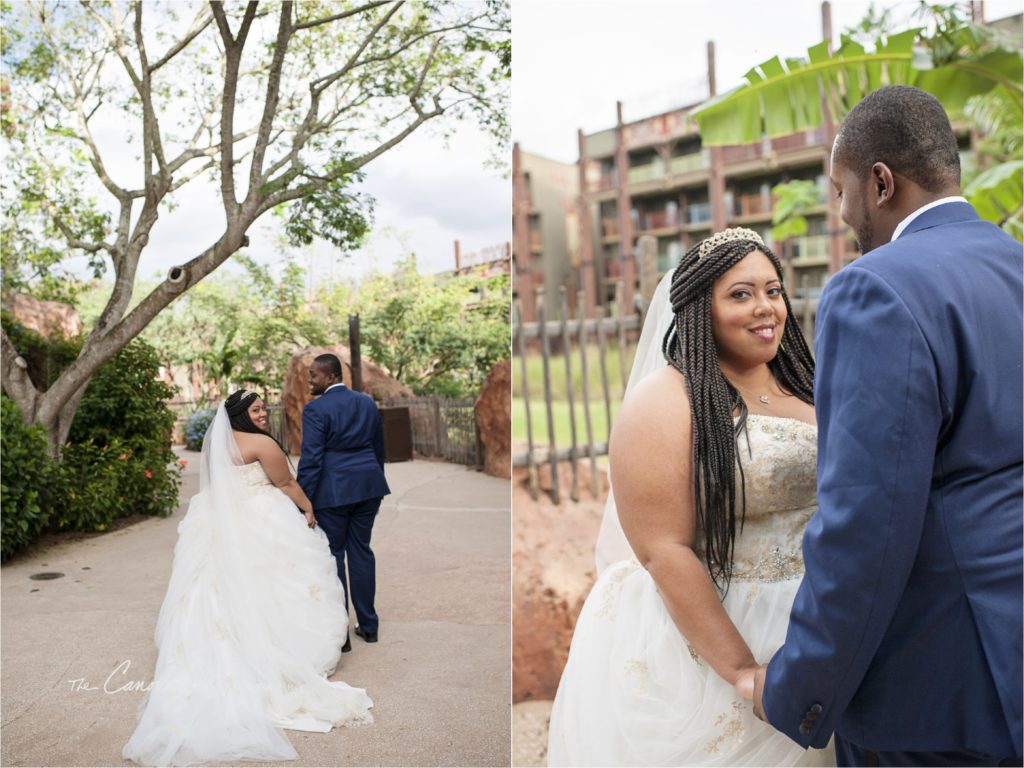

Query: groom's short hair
834;85;960;192
313;353;343;380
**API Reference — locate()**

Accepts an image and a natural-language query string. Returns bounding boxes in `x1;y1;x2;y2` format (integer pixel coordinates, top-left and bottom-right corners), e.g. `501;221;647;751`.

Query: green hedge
1;323;182;559
0;396;55;560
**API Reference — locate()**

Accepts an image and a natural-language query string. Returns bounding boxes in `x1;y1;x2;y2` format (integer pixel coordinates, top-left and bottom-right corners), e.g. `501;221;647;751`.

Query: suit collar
898;200;979;240
323;382;346;395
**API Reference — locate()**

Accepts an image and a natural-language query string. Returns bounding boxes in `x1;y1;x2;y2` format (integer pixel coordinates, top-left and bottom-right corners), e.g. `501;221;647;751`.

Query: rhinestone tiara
698;227;765;259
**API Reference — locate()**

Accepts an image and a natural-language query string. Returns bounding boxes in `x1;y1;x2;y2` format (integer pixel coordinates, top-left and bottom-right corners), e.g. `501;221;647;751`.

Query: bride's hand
732;667;757;700
303;509;317;529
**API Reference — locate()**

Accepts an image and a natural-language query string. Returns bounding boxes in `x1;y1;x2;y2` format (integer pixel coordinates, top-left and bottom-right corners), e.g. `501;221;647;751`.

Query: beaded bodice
234;461;275;491
712;414;817;583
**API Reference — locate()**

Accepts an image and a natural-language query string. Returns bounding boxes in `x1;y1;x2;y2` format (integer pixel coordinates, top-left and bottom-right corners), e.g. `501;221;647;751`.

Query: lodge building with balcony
512;1;1007;325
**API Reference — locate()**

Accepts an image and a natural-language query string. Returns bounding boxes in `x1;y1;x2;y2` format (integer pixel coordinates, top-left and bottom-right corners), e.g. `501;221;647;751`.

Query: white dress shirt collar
324;382;346;394
891;196;968;242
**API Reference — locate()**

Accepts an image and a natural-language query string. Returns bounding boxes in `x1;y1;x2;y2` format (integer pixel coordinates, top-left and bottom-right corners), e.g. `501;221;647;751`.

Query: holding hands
732;664;767;722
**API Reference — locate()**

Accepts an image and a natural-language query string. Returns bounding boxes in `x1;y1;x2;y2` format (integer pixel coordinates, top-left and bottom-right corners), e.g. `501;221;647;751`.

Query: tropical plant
770;180;823;243
692;3;1022;239
1;0;510;451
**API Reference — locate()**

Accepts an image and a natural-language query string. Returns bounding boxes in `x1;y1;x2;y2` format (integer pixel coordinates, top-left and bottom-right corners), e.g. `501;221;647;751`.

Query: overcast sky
512;0;1022;163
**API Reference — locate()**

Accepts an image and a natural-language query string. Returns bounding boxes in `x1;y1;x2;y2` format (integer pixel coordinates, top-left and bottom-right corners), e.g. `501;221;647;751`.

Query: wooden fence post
348;314;363;392
560;287;580;502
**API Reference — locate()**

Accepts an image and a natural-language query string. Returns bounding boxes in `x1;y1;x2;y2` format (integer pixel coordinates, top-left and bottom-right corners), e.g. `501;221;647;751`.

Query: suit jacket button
799;722;811;734
810;703;823;714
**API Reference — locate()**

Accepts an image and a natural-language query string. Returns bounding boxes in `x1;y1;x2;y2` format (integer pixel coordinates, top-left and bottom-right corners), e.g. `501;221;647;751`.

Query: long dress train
123;406;372;766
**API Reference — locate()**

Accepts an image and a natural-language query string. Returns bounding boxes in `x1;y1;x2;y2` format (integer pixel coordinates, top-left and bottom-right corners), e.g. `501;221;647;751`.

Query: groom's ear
871;162;896;207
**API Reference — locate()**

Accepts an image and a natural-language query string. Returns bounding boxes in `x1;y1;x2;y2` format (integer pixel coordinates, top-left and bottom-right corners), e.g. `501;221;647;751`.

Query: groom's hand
752;664;767;722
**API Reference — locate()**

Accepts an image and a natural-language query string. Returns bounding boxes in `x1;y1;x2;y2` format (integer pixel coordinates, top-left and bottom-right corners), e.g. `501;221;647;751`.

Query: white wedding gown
123;405;372;766
548;414;834;766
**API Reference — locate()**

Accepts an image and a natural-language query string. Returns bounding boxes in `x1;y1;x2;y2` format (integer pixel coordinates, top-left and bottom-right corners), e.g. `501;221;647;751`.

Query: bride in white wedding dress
547;228;834;766
123;391;372;766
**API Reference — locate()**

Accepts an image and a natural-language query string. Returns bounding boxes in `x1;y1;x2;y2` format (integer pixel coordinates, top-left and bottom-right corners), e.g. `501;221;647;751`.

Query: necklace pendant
759;395;770;405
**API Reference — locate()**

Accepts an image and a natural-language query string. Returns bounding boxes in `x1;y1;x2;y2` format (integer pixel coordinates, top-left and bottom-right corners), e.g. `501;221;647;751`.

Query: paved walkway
1;450;511;767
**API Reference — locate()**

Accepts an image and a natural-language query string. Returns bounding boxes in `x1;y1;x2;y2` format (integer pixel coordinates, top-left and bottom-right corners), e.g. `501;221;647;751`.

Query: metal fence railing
382;396;483;468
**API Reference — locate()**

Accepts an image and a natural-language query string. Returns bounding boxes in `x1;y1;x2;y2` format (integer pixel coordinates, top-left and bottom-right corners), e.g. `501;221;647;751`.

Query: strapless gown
548;414;834;766
123;461;373;766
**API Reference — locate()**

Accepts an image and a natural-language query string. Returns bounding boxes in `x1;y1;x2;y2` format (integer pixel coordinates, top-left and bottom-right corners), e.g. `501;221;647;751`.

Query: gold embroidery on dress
686;643;703;666
622;658;651;696
705;700;746;753
595;559;639;619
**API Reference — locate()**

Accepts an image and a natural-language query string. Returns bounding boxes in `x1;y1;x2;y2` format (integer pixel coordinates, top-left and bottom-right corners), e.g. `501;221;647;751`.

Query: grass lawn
512;397;622;448
513;343;636;403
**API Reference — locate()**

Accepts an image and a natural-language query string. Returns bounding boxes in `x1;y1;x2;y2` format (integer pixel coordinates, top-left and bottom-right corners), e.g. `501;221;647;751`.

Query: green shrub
67;339;182;523
184;408;217;451
2;326;182;544
0;396;55;561
51;439;133;532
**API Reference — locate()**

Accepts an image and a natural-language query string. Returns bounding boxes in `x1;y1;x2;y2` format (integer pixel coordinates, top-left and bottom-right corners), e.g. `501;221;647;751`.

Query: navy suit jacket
296;385;390;509
762;202;1023;756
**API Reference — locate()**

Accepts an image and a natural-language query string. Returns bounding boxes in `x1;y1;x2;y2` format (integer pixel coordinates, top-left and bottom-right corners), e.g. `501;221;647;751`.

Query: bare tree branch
0;331;41;413
81;1;143;93
310;1;405;96
34;3;129;202
150;7;215;72
247;2;293;201
293;0;396;31
211;1;259;216
50;213;115;254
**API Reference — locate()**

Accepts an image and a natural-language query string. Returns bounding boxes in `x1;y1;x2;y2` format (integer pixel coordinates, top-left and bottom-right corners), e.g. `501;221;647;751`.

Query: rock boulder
513;462;609;702
4;293;83;339
475;359;511;478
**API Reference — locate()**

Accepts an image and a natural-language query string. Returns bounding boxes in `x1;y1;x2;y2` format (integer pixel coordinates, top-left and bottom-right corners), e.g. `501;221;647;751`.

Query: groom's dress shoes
355;626;378;643
341;633;352;653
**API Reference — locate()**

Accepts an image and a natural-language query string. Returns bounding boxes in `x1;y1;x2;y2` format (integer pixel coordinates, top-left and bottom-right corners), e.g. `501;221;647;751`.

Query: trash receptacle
379;406;413;462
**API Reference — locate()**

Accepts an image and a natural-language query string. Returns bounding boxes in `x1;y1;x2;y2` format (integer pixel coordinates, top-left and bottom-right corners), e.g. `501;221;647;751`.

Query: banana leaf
693;31;1022;147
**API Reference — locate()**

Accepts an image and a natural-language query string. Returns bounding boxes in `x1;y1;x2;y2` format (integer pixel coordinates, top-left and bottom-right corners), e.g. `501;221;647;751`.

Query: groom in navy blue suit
753;87;1023;765
298;353;390;651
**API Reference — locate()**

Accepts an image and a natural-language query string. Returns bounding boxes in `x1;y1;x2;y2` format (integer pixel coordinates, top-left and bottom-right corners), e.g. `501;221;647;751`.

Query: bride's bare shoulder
611;366;692;453
231;430;276;463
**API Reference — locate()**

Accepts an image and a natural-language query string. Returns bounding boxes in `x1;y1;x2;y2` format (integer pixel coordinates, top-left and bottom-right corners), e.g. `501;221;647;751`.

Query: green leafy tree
351;258;509;397
0;0;509;451
692;3;1022;239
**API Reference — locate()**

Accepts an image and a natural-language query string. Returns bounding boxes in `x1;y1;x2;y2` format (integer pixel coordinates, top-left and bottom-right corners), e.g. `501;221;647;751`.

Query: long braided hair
662;229;815;592
225;390;290;459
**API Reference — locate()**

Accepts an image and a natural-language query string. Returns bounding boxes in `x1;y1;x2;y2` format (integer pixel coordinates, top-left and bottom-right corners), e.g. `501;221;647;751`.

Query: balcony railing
601;218;619;238
791;234;830;262
529;230;542;250
732;192;771;218
687;202;712;225
627;161;664;184
594;171;618;192
639;209;679;230
669;148;710;176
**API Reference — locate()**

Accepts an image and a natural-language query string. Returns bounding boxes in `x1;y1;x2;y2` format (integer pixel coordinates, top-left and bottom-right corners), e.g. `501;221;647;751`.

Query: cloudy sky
513;0;1022;163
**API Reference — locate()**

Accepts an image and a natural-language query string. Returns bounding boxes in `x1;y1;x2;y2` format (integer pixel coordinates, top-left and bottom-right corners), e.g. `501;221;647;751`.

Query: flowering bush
185;408;217;452
1;326;182;552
